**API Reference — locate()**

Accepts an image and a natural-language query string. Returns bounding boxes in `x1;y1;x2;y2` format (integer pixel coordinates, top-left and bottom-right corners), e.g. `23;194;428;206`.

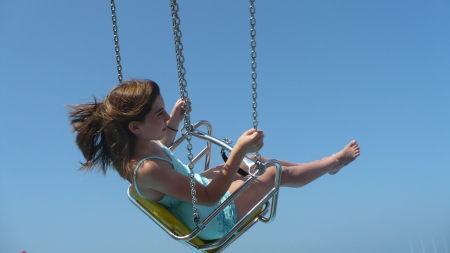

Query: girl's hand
169;98;191;124
235;129;264;155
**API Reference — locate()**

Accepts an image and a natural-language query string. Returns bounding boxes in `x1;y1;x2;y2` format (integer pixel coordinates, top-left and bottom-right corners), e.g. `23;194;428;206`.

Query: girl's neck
133;139;160;158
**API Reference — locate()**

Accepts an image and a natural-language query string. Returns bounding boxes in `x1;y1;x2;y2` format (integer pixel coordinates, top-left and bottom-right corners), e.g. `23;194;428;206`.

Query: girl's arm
203;129;264;203
138;129;264;206
160;98;190;147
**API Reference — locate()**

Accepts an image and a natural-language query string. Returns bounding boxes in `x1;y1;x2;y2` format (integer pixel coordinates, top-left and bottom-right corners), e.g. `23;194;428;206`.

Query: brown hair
68;79;160;179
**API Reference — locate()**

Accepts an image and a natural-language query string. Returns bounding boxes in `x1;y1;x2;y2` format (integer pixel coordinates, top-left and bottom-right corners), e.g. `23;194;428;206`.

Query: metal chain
110;0;123;83
250;0;261;161
170;0;201;227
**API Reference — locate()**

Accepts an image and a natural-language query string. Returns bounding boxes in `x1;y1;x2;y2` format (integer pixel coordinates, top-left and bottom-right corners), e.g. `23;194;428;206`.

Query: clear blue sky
1;1;449;252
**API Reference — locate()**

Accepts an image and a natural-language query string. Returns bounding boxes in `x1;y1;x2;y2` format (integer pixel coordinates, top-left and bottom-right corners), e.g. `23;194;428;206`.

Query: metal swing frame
127;120;282;252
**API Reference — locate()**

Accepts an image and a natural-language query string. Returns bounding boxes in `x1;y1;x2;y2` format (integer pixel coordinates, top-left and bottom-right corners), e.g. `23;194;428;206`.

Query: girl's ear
128;121;141;134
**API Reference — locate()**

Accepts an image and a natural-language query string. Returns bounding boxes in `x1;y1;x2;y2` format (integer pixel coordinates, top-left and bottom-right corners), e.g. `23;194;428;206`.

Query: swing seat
128;186;267;252
127;120;282;252
128;186;206;247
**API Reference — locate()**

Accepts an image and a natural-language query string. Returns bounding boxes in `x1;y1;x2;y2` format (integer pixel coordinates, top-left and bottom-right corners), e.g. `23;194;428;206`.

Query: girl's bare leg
230;140;360;220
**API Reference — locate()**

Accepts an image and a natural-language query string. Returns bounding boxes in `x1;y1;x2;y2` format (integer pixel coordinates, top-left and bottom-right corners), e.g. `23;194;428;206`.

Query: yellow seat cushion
129;186;262;252
129;187;206;246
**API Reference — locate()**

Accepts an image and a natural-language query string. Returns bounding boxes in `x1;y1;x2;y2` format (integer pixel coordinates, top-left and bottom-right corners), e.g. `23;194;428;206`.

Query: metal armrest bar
170;121;254;169
258;159;282;223
188;130;254;168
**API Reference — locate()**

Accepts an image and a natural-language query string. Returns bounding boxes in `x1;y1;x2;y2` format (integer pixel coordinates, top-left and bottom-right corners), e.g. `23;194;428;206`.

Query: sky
1;1;449;252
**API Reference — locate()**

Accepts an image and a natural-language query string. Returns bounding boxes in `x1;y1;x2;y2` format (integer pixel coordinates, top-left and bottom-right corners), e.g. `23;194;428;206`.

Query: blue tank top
132;142;237;240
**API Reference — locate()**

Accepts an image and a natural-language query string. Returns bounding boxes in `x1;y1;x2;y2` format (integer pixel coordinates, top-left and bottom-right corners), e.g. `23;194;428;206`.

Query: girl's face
137;95;171;140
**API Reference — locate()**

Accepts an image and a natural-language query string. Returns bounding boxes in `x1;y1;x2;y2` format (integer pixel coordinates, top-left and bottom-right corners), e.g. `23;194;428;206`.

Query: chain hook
249;159;266;177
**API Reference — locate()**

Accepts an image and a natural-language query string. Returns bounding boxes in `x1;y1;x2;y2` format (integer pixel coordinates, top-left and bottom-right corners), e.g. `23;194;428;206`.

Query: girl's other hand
170;98;191;124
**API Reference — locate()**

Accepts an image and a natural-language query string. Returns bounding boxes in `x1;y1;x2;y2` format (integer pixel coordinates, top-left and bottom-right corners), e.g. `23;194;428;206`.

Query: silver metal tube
169;120;212;151
191;146;210;166
198;203;270;251
259;160;282;223
189;130;254;168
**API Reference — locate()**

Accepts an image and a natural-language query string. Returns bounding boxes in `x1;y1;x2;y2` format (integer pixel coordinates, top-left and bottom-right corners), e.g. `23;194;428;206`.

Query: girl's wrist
166;120;179;131
167;125;178;132
231;146;247;160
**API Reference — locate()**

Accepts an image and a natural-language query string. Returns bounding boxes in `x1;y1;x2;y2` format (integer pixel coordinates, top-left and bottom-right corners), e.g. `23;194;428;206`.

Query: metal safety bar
170;120;214;172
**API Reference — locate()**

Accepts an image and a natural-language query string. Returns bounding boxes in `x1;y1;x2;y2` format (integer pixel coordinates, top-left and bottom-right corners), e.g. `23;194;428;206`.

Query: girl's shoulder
131;143;175;190
134;141;169;160
128;142;168;173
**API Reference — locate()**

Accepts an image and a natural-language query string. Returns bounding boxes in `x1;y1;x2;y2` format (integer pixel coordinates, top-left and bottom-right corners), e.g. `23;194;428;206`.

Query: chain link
249;0;261;161
110;0;123;83
170;0;201;227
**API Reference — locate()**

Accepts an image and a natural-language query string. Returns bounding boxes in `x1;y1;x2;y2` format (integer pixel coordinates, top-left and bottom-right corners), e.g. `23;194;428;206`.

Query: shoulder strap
133;156;173;199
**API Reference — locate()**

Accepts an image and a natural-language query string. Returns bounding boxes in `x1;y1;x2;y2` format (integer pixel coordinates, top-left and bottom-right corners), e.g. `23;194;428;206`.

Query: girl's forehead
151;95;165;109
156;95;164;104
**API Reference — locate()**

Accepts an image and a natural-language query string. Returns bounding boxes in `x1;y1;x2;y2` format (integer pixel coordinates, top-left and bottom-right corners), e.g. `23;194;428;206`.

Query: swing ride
110;1;282;252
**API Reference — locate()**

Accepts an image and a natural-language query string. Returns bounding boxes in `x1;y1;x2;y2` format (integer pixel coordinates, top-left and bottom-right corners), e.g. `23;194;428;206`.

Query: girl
68;79;360;240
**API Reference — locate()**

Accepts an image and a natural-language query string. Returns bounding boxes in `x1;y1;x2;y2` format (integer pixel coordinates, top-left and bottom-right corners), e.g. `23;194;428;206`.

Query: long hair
68;79;161;179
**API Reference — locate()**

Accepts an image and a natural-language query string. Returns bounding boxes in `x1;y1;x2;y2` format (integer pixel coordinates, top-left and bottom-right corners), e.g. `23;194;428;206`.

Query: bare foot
328;140;360;175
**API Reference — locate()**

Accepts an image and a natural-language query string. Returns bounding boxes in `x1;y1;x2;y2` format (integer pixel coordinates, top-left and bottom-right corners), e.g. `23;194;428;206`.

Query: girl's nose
164;111;171;120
